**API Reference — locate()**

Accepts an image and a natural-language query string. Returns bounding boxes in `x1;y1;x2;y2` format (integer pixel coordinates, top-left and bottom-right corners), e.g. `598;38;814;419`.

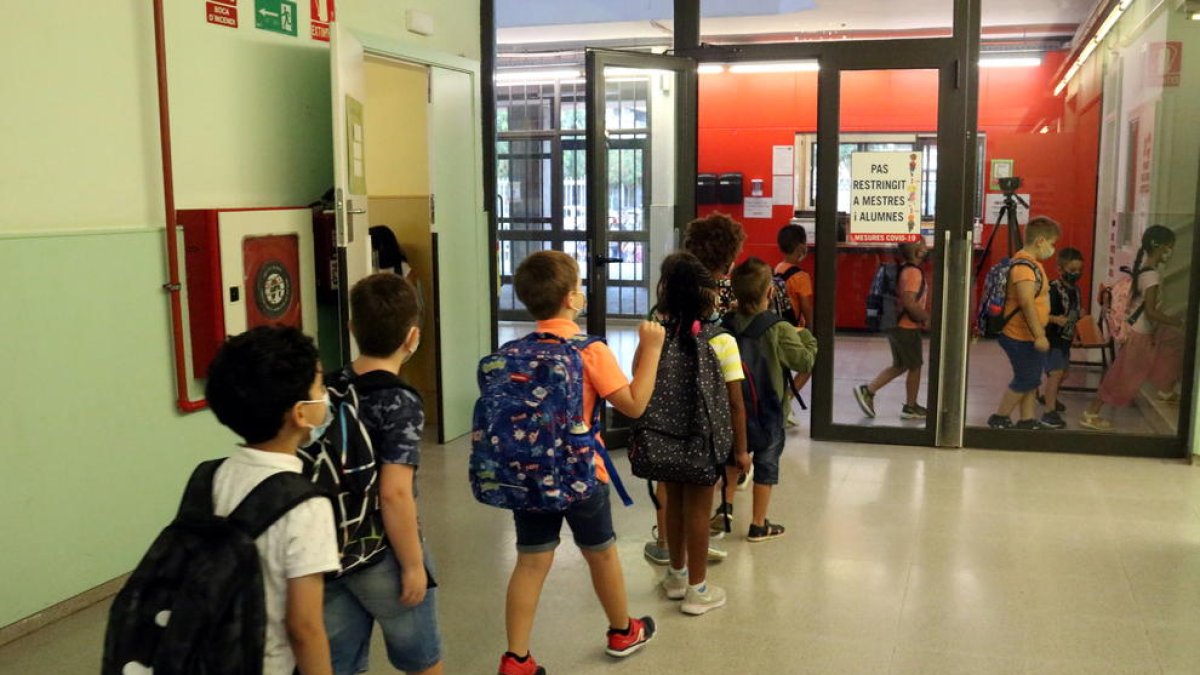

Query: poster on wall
744;197;773;219
983;193;1031;226
346;95;367;195
206;0;239;28
311;0;335;41
848;152;922;243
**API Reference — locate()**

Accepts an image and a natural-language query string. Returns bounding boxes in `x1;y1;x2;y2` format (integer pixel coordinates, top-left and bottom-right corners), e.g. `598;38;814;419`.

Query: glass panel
832;69;940;429
966;0;1195;438
495;1;671;47
701;0;953;45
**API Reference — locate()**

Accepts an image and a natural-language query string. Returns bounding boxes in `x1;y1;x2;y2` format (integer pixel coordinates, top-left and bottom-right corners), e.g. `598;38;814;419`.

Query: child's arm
1141;285;1184;327
606;321;665;419
1014;279;1048;350
798;294;815;329
380;464;427;607
727;382;751;473
778;325;818;375
286;574;334;675
900;290;930;325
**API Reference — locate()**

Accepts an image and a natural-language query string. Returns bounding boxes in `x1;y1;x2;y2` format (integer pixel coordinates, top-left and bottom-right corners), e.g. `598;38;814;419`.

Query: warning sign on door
206;1;239;28
849;152;923;244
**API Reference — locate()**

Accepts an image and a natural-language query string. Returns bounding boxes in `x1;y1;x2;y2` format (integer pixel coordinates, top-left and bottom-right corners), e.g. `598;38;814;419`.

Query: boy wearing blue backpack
724;258;817;541
478;251;665;675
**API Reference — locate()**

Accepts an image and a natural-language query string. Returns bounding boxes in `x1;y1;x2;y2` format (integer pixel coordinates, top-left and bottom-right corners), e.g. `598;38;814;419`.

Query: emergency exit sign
255;0;298;36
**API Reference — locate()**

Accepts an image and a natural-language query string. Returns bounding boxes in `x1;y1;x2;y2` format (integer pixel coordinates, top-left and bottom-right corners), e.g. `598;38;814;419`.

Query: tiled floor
3;432;1200;673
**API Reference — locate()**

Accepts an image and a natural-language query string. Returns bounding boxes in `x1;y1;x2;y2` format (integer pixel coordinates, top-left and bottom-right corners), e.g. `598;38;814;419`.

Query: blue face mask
300;393;332;448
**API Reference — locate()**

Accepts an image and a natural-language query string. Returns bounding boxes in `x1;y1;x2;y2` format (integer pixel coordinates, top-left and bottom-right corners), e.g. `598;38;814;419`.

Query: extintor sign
311;0;336;41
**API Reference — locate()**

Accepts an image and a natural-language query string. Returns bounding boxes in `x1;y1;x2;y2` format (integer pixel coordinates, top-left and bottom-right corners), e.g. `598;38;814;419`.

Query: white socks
689;580;707;594
669;567;687;579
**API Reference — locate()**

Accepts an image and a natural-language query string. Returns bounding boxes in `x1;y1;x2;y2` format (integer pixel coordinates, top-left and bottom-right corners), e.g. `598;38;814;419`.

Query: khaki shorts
887;328;924;371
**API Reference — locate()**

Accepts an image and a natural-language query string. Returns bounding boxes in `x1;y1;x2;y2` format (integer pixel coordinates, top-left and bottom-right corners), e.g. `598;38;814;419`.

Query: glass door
585;49;697;447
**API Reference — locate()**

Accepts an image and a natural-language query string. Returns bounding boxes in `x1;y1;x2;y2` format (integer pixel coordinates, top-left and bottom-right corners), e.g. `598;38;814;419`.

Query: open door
585;49;697;448
330;22;372;364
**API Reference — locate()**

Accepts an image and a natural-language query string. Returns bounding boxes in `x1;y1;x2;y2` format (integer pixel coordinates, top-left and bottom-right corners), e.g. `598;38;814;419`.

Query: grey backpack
630;322;733;486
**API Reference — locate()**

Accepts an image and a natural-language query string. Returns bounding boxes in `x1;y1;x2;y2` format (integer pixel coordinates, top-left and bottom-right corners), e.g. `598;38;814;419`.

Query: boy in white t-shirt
206;326;342;675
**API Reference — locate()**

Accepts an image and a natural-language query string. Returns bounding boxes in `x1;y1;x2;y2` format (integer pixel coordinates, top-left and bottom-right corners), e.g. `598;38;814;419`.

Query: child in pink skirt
1082;225;1184;430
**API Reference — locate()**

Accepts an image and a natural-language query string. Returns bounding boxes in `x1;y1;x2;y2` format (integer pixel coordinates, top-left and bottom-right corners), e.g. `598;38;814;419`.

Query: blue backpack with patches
469;333;632;512
975;257;1044;337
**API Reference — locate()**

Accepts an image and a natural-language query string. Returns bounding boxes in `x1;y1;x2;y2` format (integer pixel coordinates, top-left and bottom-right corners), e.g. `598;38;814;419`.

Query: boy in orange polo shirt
497;251;666;675
987;216;1061;429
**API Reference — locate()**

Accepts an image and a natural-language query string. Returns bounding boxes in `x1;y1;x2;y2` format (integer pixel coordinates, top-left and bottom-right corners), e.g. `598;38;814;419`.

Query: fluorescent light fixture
698;64;726;75
728;61;819;74
494;69;582;82
1192;12;1200;20
980;56;1043;68
1055;0;1130;96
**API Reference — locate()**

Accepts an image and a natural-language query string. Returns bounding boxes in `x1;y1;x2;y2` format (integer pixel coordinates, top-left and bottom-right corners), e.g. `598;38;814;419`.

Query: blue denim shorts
1044;346;1070;374
512;484;615;553
752;439;784;486
324;549;443;674
998;335;1046;393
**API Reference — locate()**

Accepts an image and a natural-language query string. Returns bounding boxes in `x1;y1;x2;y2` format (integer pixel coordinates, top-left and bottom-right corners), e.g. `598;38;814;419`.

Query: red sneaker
605;616;657;658
498;652;546;675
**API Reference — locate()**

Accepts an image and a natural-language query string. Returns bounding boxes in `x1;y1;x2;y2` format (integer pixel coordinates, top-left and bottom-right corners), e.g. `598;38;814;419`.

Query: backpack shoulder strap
176;458;226;522
228;472;329;539
780;266;802;282
741;312;786;340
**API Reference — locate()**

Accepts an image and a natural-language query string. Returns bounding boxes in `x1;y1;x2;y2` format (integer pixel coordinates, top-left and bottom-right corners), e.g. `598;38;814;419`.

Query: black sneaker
987;415;1014;429
709;504;733;536
1040;411;1067;430
854;385;877;418
747;520;786;543
1036;393;1067;413
901;404;928;420
1014;419;1044;430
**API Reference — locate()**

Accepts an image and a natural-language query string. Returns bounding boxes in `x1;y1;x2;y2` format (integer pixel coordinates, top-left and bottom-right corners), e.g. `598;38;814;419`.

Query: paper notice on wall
743;197;774;219
772;145;795;176
983;193;1031;226
849;151;922;243
773;176;794;206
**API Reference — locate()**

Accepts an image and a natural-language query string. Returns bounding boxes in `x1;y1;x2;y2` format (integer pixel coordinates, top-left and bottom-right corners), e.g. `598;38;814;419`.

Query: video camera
998;176;1022;193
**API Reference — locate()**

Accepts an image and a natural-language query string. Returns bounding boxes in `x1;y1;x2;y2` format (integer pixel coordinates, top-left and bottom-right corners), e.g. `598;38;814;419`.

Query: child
987;216;1061;429
1082;226;1184;430
775;224;816;405
320;273;444;675
499;251;665;675
650;252;750;614
854;240;931;421
726;258;817;541
205;326;341;675
1040;248;1084;429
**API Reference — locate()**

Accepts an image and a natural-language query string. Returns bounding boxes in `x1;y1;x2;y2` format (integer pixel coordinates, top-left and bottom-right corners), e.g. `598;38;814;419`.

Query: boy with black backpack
471;251;665;675
104;326;340;675
723;258;817;542
301;273;445;675
855;240;931;421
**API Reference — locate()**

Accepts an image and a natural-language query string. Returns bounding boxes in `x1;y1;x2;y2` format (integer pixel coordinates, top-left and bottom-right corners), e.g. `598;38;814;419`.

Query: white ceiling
498;0;1099;45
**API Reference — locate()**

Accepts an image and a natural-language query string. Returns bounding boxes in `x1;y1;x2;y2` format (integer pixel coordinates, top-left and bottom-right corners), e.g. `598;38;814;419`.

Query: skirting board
0;574;128;648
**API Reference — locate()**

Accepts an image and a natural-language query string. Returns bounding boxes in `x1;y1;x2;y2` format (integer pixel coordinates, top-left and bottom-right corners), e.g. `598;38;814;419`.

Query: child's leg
904;367;922;407
580;545;629;631
722;465;739;504
683;484;714;585
996;389;1024;417
1019;390;1038;421
868;366;905;394
752;485;773;527
750;445;782;527
1044;369;1065;409
665;482;686;571
505;550;555;656
654;482;668;546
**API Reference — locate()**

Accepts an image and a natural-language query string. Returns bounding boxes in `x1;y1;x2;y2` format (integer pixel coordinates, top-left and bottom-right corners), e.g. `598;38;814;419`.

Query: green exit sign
255;0;297;36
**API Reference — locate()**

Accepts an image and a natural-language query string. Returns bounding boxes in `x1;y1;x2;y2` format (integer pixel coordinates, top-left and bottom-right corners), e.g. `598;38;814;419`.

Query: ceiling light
494;69;582;82
980;56;1043;68
698;64;726;75
728;62;819;74
1055;0;1129;96
1192;12;1200;20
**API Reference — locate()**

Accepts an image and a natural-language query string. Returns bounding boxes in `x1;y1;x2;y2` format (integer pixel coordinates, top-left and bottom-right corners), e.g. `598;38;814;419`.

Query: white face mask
299;392;332;447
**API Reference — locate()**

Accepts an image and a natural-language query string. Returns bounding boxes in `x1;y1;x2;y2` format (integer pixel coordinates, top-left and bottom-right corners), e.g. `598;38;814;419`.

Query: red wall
697;51;1102;315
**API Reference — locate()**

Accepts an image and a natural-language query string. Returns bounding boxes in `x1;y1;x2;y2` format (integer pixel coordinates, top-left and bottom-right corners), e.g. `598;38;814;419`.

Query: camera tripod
974;189;1030;279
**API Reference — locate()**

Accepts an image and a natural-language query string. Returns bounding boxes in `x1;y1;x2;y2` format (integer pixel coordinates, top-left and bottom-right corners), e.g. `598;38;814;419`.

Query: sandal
747;520;786;543
1080;412;1113;431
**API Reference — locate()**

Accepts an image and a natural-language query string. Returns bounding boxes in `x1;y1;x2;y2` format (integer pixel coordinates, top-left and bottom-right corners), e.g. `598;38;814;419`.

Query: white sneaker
735;464;754;492
661;572;688;600
681;583;727;616
706;545;728;562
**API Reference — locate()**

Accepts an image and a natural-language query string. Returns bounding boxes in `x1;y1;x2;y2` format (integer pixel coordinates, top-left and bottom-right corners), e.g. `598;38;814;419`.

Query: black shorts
888;328;924;371
512;485;615;553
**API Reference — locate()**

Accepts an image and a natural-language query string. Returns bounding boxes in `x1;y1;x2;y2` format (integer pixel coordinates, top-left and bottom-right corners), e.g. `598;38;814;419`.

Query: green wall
0;0;480;628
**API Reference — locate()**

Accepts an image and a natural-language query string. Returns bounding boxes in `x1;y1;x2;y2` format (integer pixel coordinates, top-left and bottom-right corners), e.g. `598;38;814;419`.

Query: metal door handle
348;208;367;215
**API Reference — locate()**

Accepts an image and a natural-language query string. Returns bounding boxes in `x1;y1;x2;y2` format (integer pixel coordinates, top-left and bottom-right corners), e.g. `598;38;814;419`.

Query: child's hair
1058;247;1084;264
1132;225;1176;297
731;257;773;314
897;241;923;261
350;273;422;357
1024;216;1061;245
683;213;746;275
777;224;808;256
658;252;716;338
205;326;320;444
515;250;579;320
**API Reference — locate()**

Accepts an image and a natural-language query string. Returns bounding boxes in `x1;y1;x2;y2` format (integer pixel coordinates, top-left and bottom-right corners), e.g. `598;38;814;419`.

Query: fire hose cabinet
180;208;318;378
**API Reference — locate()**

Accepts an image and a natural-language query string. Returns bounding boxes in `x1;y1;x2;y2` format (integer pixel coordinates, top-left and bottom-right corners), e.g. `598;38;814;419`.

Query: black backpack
299;368;417;576
103;459;327;675
630;322;733;486
772;266;802;326
866;262;924;332
722;312;790;455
